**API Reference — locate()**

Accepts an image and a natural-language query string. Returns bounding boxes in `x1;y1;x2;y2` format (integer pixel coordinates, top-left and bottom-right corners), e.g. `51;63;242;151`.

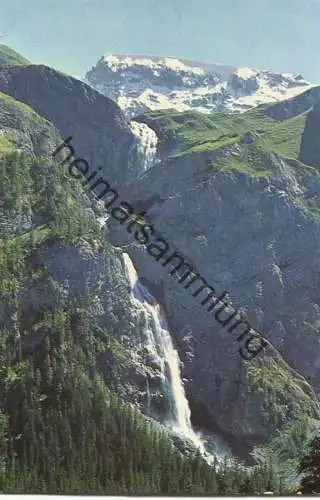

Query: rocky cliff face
18;235;174;419
299;100;320;169
0;64;134;186
264;85;320;121
103;138;320;446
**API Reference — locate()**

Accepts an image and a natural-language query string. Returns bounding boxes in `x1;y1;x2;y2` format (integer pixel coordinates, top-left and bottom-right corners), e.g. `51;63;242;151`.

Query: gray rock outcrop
299;99;320;169
0;64;134;185
264;85;320;121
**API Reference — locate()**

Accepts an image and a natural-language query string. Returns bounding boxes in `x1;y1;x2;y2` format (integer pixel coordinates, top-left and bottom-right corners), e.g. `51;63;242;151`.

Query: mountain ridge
85;53;313;118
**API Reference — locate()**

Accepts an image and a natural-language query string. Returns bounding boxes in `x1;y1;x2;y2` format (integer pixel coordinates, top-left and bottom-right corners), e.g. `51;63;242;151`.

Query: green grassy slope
140;98;320;224
141;103;309;160
256;111;308;159
0;44;31;68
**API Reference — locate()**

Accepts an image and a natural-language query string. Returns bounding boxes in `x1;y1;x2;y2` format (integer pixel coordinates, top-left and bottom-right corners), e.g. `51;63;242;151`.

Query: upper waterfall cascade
129;120;159;172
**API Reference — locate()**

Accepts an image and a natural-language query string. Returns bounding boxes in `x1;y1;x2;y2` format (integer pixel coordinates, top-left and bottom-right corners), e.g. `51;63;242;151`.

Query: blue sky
0;0;319;82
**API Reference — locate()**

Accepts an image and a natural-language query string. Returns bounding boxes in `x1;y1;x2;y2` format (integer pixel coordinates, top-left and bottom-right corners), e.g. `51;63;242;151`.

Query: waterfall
122;252;204;450
130;121;159;173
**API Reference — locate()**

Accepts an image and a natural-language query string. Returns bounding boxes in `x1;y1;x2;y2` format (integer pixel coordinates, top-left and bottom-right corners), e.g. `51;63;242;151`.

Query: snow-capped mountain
85;54;313;118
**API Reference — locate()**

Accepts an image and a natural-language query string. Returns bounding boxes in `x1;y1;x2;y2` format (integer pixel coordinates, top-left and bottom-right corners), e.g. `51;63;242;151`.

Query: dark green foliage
0;151;100;302
0;151;32;212
0;150;100;243
299;436;320;494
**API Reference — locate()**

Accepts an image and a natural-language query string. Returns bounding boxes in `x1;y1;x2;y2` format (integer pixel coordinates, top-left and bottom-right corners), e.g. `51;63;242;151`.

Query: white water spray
130;121;159;172
97;213;109;228
122;252;205;451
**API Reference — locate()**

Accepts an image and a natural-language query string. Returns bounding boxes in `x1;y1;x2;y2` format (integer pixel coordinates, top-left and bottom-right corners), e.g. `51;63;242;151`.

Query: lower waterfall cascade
122;252;228;460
